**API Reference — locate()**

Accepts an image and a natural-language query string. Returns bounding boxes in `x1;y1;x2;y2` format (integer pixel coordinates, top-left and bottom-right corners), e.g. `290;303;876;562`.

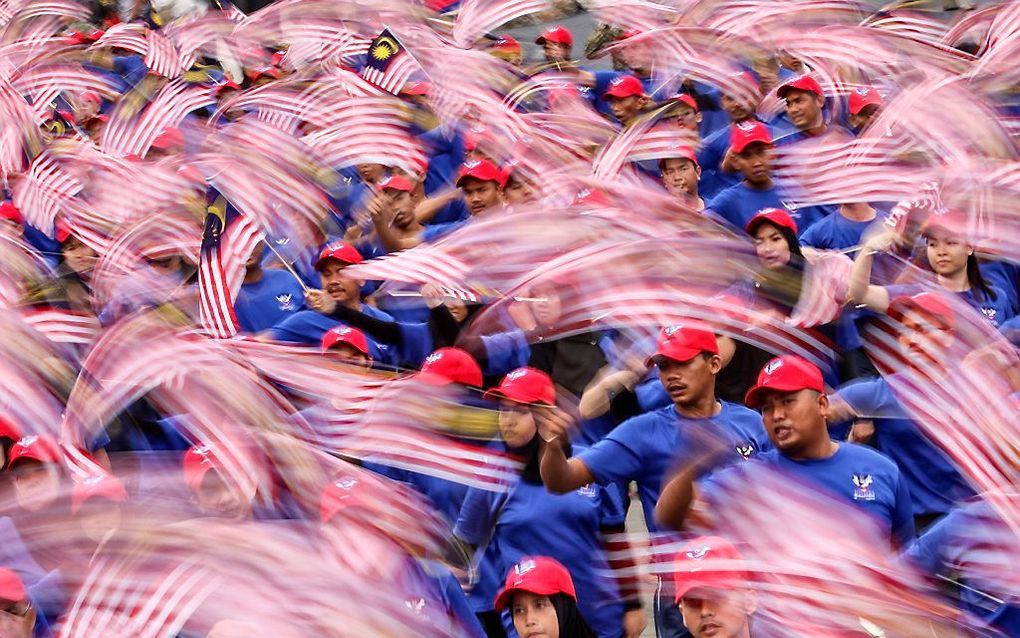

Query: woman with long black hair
494;556;598;638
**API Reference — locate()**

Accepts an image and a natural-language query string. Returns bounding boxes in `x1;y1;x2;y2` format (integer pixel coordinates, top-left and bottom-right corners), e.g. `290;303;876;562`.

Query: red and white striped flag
359;28;421;95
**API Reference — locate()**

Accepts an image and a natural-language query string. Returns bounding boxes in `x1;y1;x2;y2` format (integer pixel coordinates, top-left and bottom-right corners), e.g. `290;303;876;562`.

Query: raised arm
847;230;899;312
535;407;596;493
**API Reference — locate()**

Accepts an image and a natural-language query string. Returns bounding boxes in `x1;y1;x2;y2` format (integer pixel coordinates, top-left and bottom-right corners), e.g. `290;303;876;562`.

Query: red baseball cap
0;415;21;441
151;126;183;150
72;473;128;514
484;367;555;405
922;210;967;238
319;474;373;522
646;323;719;367
535;26;573;47
0;569;26;603
321;325;370;357
888;292;955;331
0;201;23;225
658;144;699;169
456;159;503;187
7;434;60;469
603;74;645;99
848;86;882;115
668;93;699;113
378;174;415;193
673;536;750;602
777;74;823;99
54;220;73;244
182;444;226;494
729;120;772;154
744;355;825;408
491;35;522;54
494;556;576;611
745;207;798;236
314;242;363;271
417;348;483;387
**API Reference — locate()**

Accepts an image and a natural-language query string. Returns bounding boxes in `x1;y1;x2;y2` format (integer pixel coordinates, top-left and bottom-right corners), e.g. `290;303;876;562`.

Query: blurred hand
849;419;875;444
623;608;648;638
507;301;537;332
420;283;446;309
305;289;336;315
535;405;575;443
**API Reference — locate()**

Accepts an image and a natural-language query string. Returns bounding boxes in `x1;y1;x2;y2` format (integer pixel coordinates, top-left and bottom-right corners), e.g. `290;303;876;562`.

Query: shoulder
837;442;901;474
603;405;673;439
361;304;393;321
708;184;742;207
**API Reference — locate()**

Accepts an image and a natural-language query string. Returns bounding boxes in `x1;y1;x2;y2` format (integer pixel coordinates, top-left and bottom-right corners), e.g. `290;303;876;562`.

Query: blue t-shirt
979;260;1019;316
799;211;882;253
706;182;784;231
708;443;915;546
999;314;1020;347
364;462;468;525
480;329;531;377
235;269;305;333
836;376;973;516
453;473;625;637
267;307;396;364
905;499;1020;637
422;218;468;243
577;402;768;533
885;283;1014;327
697;126;740;200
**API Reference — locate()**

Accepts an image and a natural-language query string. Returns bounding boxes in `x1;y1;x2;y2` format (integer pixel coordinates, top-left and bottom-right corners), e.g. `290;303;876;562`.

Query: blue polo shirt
799;210;884;253
886;283;1013;327
979;260;1019;316
905;499;1020;637
697;126;741;200
707;443;915;546
267;306;396;364
235;269;305;333
576;402;768;533
706;183;784;231
453;470;626;637
835;376;973;517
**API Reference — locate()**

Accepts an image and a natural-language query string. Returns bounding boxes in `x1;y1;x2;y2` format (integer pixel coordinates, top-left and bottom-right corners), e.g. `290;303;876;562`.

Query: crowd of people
0;0;1019;636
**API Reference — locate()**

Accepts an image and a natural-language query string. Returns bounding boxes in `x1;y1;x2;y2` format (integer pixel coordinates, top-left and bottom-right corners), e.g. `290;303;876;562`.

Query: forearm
848;249;876;304
654;466;698;531
579;370;638;420
415;191;459;224
328;305;404;344
538;439;589;493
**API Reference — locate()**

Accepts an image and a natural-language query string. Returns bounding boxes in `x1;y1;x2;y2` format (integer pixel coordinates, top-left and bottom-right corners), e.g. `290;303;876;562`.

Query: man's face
318;260;361;305
13;462;60;511
657;354;719;409
246;242;266;270
680;588;755;638
759;388;827;458
608;95;644;124
897;310;953;369
0;596;35;638
145;254;182;277
529;283;562;327
848;104;879;132
62;237;98;276
503;178;535;205
460;178;501;215
328;343;371;368
195;472;253;520
355;163;384;184
542;41;570;63
735;143;772;185
670;105;702;132
720;94;753;122
784;89;823;131
661;158;700;197
386;189;415;229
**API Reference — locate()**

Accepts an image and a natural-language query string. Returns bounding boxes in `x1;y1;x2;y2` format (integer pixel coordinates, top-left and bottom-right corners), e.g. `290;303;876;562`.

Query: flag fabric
359;28;420;95
197;192;262;339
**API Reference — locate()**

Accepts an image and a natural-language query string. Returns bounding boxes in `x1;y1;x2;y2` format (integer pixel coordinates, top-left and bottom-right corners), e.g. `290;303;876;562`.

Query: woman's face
753;223;792;270
62;237;98;276
13;463;61;511
444;297;468;323
498;401;537;449
530;284;562;327
511;592;559;638
925;231;969;278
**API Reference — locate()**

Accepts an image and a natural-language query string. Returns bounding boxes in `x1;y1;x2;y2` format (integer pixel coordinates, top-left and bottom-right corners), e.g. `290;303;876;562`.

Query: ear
707;353;723;374
743;589;758;615
817;392;829;414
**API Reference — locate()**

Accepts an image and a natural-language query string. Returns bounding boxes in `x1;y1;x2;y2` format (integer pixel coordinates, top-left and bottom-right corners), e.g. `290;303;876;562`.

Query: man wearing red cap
699;73;763;199
826;292;973;531
266;242;394;361
656;354;914;547
673;536;756;638
538;324;766;637
847;86;882;134
659;145;704;211
705;121;784;231
536;26;574;65
774;74;827;142
367;174;427;252
489;35;522;66
321;325;372;368
603;74;648;125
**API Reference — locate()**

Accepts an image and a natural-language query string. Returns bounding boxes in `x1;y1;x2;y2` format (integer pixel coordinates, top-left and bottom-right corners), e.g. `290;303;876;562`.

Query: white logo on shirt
276;293;294;311
577;484;598;498
852;474;875;501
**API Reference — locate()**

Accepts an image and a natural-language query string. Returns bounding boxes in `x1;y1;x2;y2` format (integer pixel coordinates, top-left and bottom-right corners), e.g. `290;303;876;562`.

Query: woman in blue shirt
452;368;640;638
849;213;1013;327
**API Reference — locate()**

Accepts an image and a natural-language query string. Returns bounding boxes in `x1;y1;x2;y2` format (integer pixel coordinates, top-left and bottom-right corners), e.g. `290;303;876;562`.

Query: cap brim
415;372;454;387
315;257;354;271
744;382;810;409
674;578;742;603
483;388;552;406
494;583;563;612
646;348;702;367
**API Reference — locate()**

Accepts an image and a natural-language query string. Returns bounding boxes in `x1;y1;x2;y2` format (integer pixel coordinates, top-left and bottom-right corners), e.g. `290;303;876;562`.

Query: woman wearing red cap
452;367;643;638
494;556;597;638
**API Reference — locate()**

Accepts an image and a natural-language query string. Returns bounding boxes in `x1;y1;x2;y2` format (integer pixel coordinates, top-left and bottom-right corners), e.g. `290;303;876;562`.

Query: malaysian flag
359;28;420;95
197;191;262;339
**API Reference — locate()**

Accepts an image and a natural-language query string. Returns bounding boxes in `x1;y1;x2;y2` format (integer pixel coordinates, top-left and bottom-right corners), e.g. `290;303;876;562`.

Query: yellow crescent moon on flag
371;36;399;61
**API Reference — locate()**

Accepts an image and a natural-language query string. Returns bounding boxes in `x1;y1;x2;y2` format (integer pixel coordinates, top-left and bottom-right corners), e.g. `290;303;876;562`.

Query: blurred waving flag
359;28;421;95
198;191;262;339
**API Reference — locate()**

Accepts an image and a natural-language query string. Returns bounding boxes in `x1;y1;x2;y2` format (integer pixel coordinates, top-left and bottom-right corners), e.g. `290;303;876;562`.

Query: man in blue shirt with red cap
538;323;767;638
705;121;784;231
656;354;915;548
